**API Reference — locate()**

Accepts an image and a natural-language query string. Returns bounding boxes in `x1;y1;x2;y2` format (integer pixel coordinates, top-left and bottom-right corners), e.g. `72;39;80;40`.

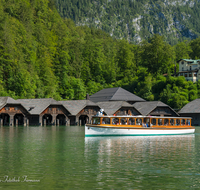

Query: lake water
0;126;199;189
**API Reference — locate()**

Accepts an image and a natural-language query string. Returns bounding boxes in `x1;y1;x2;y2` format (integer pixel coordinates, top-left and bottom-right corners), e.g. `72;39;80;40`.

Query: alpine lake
0;125;200;190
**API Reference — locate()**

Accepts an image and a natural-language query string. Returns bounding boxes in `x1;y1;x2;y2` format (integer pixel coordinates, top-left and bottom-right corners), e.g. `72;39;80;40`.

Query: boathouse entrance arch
42;114;52;125
79;115;89;126
1;113;10;125
14;114;24;125
56;114;66;125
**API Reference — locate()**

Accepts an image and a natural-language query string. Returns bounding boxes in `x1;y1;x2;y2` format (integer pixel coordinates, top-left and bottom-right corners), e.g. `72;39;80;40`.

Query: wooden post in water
57;119;59;126
44;119;46;126
39;115;42;126
23;117;26;127
10;115;14;126
79;120;82;126
66;119;70;126
27;119;29;126
52;114;57;126
0;118;2;126
16;119;18;127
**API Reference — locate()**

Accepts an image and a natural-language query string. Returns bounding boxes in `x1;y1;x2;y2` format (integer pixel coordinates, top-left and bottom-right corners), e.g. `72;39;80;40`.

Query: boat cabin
92;116;191;127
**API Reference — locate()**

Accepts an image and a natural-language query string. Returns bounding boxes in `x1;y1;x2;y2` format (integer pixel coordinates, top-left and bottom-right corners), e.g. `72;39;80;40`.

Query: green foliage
189;37;200;59
141;34;175;76
175;41;192;61
1;0;200;111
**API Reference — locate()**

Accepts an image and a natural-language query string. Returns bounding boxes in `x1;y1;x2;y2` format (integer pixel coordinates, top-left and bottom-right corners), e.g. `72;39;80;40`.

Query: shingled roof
133;101;178;116
89;87;145;103
60;100;99;115
179;99;200;114
0;97;19;109
97;101;139;115
17;98;61;115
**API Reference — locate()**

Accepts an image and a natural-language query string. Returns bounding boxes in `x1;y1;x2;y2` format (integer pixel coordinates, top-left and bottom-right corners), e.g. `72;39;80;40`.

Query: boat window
128;118;135;125
143;118;150;127
170;119;174;126
93;117;100;125
121;118;128;125
112;118;119;125
158;119;163;126
136;118;142;125
151;118;156;126
176;119;180;126
181;119;185;125
102;118;110;125
186;119;190;126
164;119;169;125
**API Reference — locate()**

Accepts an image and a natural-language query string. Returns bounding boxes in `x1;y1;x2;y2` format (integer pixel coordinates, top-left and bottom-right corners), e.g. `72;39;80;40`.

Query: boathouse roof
0;97;20;109
60;100;99;115
132;101;179;116
179;99;200;113
89;87;145;103
17;98;61;114
97;101;140;115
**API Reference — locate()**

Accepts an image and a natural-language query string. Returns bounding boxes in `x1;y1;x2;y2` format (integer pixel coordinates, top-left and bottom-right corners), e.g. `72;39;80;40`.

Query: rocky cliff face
56;0;200;44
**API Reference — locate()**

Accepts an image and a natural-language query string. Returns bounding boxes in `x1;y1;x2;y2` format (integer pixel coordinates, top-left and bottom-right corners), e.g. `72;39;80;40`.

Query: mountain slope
56;0;200;44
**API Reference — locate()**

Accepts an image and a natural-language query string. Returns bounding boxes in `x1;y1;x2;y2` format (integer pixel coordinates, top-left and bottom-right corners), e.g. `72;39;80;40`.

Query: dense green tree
0;0;200;111
141;34;175;76
115;39;135;81
174;41;192;61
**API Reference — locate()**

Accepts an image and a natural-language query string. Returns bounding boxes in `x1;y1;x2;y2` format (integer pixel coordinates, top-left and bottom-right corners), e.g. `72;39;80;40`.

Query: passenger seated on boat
102;121;105;124
142;123;146;127
146;123;149;127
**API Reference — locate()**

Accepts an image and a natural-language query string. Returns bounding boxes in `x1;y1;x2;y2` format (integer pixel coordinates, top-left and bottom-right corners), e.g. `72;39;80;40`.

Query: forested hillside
56;0;200;45
1;0;200;109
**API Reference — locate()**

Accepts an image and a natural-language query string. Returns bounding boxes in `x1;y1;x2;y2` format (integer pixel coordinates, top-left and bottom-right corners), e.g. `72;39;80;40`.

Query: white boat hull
85;125;195;136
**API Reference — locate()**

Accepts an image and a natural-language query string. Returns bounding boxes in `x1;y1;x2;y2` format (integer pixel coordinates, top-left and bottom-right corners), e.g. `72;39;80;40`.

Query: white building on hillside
178;59;200;82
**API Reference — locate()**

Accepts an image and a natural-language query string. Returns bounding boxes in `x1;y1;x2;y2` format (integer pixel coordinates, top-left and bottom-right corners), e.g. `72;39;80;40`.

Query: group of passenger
142;122;150;127
99;118;191;126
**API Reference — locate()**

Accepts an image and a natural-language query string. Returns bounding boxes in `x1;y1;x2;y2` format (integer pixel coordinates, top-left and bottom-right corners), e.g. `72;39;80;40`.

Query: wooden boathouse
96;101;141;116
0;88;181;126
179;99;200;126
17;98;70;126
60;100;101;125
132;101;179;117
0;97;29;126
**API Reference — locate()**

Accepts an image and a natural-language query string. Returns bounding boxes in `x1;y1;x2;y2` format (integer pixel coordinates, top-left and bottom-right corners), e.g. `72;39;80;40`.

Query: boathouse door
79;115;89;126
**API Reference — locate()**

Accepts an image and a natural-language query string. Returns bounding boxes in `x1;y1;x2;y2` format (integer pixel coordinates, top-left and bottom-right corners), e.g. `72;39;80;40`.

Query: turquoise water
0;126;199;189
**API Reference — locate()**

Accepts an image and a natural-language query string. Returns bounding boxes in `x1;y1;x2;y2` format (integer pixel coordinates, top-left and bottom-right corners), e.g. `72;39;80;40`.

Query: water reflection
85;135;196;189
85;135;195;158
0;126;198;189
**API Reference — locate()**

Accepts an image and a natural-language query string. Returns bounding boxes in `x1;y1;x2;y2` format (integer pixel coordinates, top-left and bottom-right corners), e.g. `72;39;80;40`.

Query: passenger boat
85;114;195;136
